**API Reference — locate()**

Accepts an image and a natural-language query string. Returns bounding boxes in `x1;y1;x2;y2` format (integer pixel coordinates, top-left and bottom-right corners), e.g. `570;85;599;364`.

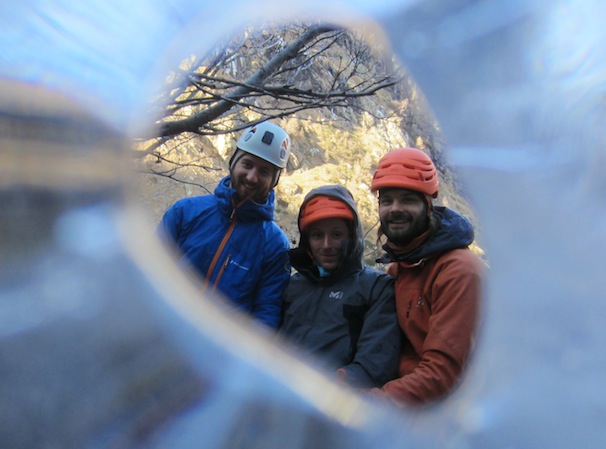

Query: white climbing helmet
235;121;291;169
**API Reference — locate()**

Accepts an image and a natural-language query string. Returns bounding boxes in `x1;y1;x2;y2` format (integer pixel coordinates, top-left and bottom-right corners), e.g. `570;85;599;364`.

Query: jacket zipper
202;204;239;292
212;254;231;293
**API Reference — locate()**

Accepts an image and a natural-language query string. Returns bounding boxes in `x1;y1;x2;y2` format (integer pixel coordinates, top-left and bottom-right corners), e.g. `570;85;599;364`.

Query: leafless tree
138;21;405;182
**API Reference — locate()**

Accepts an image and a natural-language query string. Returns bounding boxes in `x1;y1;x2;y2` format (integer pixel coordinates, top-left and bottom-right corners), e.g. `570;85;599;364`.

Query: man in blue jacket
158;121;292;329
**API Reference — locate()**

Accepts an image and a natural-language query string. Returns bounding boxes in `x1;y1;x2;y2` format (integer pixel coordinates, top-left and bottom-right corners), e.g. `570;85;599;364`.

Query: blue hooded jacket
158;175;291;329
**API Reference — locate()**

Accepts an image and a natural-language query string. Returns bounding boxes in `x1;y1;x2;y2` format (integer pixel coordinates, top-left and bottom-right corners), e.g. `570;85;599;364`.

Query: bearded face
230;153;277;203
378;188;429;246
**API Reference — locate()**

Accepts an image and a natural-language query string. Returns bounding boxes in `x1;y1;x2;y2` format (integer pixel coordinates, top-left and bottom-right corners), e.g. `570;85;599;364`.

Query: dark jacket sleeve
340;270;401;388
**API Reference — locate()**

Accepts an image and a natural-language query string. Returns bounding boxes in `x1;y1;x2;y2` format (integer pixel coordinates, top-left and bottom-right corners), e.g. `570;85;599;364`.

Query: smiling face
230;153;277;203
378;188;429;246
307;218;350;272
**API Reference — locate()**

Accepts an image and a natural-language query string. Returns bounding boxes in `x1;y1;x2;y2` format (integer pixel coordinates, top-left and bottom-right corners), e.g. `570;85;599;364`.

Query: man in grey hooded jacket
279;185;401;388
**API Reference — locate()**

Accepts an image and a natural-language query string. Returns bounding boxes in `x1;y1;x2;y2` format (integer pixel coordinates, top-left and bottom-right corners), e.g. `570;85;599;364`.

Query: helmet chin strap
228;174;254;206
272;169;281;188
424;194;433;219
228;149;245;170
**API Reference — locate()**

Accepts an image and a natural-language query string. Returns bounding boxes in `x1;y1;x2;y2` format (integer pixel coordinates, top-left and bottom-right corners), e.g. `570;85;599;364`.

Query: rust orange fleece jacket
372;206;484;406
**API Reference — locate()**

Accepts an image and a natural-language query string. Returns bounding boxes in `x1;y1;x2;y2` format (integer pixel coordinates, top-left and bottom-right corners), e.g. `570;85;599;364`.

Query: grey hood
289;184;364;282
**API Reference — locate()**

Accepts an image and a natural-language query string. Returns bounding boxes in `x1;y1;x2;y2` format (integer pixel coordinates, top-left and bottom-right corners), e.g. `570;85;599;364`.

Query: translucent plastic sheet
1;0;605;448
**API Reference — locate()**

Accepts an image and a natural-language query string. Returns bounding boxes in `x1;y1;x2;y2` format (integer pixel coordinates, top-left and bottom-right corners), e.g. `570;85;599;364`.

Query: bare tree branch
139;22;410;189
158;23;343;137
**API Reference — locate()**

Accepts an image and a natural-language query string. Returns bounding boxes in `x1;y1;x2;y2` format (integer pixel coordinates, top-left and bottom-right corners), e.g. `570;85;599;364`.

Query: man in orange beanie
279;184;401;388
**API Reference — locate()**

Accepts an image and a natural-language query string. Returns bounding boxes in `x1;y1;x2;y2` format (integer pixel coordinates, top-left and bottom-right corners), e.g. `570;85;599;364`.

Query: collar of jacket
215;175;275;223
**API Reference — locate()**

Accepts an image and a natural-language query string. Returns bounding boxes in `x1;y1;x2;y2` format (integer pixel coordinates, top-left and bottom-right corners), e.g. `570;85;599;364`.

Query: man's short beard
381;223;423;246
234;182;270;204
380;209;430;246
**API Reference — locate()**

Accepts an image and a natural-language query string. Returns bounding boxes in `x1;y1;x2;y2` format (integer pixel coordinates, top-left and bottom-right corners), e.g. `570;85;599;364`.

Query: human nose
245;168;259;183
321;235;336;249
388;199;404;212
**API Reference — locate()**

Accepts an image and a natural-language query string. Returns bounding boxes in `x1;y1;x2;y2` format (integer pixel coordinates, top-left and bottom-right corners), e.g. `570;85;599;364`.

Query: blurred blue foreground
1;1;606;448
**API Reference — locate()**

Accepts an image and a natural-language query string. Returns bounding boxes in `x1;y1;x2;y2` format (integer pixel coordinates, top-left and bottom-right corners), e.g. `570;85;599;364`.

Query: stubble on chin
232;182;267;203
242;189;269;204
381;221;413;246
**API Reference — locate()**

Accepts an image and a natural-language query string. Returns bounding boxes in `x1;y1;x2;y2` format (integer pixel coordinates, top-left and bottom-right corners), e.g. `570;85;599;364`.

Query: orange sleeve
381;250;483;405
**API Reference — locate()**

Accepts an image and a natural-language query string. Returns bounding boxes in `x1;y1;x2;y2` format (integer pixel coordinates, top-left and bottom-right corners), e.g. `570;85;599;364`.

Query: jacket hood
290;185;364;281
215;175;275;222
378;206;474;265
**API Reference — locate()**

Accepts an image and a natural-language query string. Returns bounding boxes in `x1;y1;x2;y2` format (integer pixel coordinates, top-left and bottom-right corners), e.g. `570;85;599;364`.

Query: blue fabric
158;176;291;329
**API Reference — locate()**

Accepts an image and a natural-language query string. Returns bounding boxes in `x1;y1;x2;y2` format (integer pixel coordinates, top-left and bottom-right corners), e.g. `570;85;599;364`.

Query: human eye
379;196;392;206
403;194;422;205
309;230;322;240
